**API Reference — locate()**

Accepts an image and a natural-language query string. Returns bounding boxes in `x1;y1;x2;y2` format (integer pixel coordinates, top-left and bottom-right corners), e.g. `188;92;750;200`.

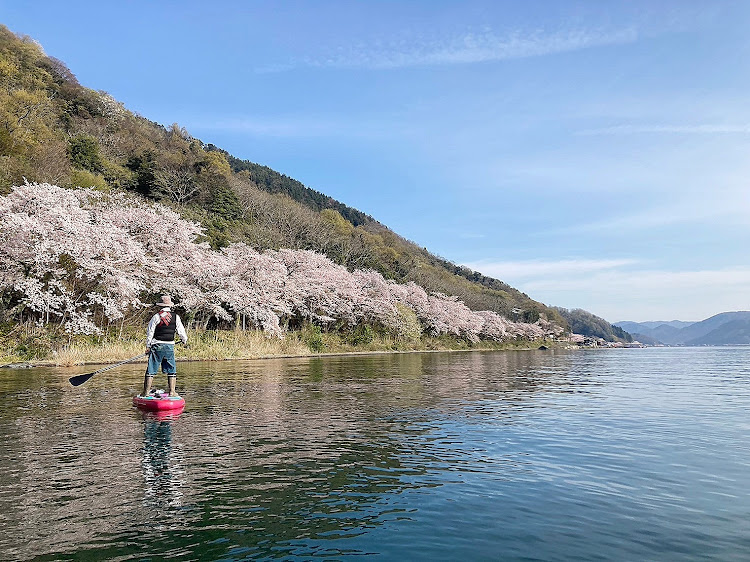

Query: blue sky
4;0;749;322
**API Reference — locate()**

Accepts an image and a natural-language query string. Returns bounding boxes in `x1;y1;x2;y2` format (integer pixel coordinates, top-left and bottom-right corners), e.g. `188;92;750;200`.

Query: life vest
153;310;177;341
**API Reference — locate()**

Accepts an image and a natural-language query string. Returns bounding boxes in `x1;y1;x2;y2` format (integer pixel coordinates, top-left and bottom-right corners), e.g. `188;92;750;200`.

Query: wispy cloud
462;258;750;321
522;267;750;293
549;189;750;235
187;115;409;139
258;27;638;72
464;258;638;279
465;260;750;293
578;124;750;135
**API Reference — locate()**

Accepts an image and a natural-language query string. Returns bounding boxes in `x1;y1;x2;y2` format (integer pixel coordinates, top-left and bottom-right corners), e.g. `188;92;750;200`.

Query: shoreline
1;341;569;369
1;325;568;368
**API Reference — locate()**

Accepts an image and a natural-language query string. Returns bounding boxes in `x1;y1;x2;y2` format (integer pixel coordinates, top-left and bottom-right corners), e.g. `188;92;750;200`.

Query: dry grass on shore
49;329;311;366
1;324;547;367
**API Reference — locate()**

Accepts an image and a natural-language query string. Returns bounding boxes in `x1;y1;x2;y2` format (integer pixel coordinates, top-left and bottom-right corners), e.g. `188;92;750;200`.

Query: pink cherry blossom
0;182;561;342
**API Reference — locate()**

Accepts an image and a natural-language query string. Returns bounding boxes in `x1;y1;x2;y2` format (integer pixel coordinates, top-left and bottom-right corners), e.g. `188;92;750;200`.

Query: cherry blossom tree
0;183;149;333
0;182;562;343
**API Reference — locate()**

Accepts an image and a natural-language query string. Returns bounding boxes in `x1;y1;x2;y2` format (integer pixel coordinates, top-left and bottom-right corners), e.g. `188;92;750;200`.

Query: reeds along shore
0;325;552;367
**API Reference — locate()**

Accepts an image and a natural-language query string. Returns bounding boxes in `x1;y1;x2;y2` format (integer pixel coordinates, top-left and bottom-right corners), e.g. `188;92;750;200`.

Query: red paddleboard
133;392;185;411
140;407;184;421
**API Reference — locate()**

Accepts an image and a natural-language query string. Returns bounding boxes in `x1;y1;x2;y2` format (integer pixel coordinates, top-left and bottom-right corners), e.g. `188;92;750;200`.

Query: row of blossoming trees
0;183;564;343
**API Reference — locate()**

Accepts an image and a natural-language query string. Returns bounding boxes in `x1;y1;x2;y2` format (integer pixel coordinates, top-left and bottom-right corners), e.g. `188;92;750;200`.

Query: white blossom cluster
0;183;563;341
96;91;127;120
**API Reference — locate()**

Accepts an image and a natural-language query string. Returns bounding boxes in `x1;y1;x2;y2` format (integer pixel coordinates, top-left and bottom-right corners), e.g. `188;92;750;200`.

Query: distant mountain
616;312;750;345
686;319;750;346
676;312;750;345
650;324;684;343
629;332;663;346
644;320;694;330
615;320;694;335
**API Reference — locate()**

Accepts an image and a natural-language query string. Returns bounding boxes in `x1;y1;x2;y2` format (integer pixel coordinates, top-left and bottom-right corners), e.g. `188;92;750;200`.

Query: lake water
1;347;750;561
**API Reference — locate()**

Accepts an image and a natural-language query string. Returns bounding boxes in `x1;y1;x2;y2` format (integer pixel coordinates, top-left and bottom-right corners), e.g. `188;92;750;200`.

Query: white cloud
550;182;750;235
523;267;750;293
261;26;638;72
464;258;750;321
552;200;747;236
464;258;638;279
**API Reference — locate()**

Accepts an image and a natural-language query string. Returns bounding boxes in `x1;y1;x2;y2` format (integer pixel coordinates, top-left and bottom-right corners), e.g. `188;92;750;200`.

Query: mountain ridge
615;312;750;345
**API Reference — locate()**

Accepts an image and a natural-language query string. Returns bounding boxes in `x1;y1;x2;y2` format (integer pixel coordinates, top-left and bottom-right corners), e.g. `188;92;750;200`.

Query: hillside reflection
0;350;577;560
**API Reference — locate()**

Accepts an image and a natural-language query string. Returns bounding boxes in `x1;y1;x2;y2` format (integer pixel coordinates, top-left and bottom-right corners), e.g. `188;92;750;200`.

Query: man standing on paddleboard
143;295;188;397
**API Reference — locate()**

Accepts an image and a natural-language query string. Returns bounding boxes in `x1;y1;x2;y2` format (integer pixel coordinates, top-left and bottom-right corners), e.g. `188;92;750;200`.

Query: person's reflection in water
141;409;184;517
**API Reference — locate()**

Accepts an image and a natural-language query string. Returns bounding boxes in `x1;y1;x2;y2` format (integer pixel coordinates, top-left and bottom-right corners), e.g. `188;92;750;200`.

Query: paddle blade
68;372;96;387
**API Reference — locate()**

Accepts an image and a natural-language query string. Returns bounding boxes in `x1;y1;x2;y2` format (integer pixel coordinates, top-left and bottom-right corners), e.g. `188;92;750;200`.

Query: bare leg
143;375;154;397
167;375;177;396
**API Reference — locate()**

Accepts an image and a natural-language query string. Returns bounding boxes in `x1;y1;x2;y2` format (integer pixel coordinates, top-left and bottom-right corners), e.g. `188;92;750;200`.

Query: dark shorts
147;344;176;376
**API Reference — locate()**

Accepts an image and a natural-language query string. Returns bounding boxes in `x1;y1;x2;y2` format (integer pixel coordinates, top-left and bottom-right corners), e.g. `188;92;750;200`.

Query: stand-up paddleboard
139;407;184;421
133;390;185;411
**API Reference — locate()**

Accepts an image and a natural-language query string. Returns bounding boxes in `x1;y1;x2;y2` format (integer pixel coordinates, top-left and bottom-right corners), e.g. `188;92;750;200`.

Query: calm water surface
1;347;749;561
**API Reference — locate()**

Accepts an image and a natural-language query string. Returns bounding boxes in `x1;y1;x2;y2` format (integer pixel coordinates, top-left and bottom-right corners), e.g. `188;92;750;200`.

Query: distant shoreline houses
566;334;646;348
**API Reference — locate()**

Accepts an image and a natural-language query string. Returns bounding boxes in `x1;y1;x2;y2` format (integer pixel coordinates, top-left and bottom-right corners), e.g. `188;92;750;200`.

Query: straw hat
154;295;174;307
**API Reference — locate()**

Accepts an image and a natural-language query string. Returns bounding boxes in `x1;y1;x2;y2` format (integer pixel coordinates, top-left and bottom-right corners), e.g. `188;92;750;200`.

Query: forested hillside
0;25;570;329
554;308;633;343
0;24;655;355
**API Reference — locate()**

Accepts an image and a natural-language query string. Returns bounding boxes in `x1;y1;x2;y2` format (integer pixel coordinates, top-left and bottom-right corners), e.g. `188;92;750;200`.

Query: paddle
68;352;148;387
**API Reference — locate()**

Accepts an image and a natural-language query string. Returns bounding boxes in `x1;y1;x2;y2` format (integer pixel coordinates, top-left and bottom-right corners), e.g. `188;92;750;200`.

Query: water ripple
2;348;750;560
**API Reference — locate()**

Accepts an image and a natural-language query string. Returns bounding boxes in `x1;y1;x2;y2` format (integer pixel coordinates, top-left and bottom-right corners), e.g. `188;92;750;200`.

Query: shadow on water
2;348;750;560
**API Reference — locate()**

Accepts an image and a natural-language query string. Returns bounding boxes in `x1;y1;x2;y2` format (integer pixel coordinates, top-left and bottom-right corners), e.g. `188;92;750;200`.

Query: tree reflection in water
1;350;588;560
